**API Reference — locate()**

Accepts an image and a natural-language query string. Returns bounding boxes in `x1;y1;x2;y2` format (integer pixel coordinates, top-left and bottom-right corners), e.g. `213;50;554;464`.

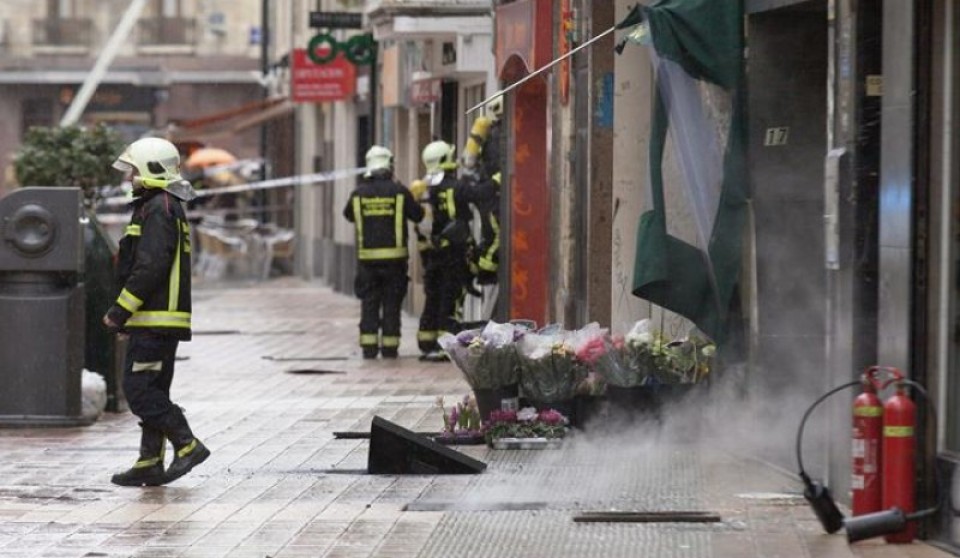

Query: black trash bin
0;187;91;426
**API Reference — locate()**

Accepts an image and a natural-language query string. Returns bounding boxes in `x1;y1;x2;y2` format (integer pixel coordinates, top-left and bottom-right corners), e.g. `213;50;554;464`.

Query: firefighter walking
344;146;424;359
415;140;473;360
104;137;210;487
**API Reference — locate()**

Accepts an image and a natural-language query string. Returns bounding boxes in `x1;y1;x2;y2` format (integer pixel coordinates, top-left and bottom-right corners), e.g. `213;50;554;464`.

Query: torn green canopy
620;0;747;343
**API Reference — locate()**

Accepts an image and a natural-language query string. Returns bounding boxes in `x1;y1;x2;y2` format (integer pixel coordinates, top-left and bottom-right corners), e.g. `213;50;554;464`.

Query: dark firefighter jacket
107;188;193;340
463;173;500;272
427;173;472;250
343;175;424;261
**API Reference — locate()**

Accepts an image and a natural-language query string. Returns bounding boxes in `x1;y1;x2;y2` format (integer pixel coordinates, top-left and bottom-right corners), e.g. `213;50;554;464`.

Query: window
47;0;77;18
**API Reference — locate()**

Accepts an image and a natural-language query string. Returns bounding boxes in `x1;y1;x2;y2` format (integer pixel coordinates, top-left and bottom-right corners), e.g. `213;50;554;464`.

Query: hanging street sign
309;11;363;29
291;48;356;103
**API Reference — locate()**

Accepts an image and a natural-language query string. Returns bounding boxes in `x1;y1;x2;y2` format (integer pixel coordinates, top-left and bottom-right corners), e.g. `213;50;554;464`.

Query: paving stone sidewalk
0;278;953;558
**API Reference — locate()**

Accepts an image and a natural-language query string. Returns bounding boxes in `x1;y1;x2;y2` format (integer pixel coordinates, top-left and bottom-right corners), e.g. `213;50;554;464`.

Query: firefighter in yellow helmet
416;140;473;361
104;137;210;487
343;145;424;359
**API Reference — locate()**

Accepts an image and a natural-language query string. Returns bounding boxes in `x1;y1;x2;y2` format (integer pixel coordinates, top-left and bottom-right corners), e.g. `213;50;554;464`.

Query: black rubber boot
380;347;398;359
111;423;166;487
160;407;210;484
362;346;378;359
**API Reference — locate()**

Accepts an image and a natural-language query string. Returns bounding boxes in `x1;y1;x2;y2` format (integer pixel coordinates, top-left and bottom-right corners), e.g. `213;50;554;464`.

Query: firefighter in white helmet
343;145;424;359
105;137;209;487
416;139;474;361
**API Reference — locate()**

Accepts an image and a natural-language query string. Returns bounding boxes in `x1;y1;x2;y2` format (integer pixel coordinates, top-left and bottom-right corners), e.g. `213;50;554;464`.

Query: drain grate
573;511;722;523
285;369;346;375
405;500;549;512
263;355;349;362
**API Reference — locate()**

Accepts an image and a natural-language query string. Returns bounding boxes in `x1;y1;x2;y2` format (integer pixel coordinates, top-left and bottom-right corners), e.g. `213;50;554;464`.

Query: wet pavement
0;278;954;557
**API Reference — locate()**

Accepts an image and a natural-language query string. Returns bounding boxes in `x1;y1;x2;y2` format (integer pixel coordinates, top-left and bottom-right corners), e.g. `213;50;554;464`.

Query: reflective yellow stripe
854;406;882;417
395;194;404;249
485;214;500;260
358;247;408;260
127;311;191;329
133;457;160;468
117;288;144;313
132;361;163;372
177;439;197;458
353;196;364;253
417;330;437;341
360;333;378;345
884;426;914;437
168;219;182;312
443;190;456;219
478;256;498;272
381;336;400;348
125;224;142;237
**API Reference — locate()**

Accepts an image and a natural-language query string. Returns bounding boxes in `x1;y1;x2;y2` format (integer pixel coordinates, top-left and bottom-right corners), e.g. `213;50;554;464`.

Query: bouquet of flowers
436;395;483;442
603;319;672;387
439;321;521;390
516;328;588;404
482;406;568;446
659;333;716;384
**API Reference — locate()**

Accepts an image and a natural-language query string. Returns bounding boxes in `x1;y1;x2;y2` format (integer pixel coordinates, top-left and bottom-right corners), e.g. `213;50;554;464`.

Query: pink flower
488;409;518;424
538;409;566;425
576;337;607;365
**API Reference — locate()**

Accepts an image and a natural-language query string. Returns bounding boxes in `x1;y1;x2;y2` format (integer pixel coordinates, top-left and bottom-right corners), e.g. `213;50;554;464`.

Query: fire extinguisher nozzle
802;478;845;534
844;507;907;544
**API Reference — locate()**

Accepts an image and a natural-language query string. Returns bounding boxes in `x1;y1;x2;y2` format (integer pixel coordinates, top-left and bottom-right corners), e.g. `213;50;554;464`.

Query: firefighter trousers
355;260;409;357
121;332;182;431
418;249;465;353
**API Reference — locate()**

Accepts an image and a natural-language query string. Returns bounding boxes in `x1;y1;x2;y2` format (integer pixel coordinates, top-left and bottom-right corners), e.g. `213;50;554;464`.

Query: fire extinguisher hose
795;380;860;482
898;378;941;521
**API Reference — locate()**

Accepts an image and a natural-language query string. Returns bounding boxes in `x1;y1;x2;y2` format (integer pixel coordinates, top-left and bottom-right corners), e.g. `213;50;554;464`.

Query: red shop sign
291;48;356;103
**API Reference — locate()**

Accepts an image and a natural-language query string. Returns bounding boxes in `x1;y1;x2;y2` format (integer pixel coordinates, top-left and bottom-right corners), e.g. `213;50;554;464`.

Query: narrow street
0;279;951;558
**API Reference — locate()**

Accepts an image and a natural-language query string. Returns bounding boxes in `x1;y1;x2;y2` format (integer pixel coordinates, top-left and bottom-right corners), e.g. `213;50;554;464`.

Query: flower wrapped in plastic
571;323;619;394
611;319;673;386
438;321;521;390
516;329;588;404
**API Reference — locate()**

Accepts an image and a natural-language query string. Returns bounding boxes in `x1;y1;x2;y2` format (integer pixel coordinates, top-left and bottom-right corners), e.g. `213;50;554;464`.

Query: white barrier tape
194;167;366;198
100;166;367;207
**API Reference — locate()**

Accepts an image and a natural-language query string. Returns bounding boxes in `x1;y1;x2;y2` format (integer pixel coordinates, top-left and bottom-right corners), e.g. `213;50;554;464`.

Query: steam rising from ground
455;366;828;509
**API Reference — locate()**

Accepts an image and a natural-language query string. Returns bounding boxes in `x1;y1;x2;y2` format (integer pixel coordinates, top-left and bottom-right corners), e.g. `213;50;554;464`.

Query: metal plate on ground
404;500;549;512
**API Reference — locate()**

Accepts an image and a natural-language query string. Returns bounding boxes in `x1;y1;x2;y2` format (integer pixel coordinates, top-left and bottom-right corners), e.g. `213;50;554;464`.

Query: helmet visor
112;160;134;174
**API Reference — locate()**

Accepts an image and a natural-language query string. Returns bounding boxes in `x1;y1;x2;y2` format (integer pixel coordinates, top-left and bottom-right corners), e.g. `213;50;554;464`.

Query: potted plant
482;407;568;449
434;395;484;445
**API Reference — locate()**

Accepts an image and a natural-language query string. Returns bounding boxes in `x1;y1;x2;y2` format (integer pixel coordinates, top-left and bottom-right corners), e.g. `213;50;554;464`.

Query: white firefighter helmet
421;140;457;174
112;137;182;188
486;94;504;120
364;145;393;177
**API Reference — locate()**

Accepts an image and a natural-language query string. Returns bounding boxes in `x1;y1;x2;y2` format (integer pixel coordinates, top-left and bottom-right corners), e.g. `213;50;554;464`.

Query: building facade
0;0;272;199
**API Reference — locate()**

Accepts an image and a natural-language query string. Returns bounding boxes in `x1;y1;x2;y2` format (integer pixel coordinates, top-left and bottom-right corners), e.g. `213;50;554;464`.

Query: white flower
517;407;538;422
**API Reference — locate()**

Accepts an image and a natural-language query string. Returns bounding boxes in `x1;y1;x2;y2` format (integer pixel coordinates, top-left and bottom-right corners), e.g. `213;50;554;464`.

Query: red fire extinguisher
881;368;917;543
852;369;883;516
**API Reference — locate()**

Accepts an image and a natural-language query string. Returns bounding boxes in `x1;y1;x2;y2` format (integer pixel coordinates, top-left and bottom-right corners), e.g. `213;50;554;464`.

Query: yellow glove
410;179;427;201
